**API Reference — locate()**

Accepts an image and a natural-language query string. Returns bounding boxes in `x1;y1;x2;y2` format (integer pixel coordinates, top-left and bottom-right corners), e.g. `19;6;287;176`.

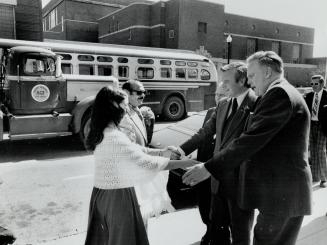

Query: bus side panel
71;96;95;134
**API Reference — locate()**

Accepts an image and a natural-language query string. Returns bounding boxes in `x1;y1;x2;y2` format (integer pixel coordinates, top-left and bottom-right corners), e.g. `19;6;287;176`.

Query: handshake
160;146;211;186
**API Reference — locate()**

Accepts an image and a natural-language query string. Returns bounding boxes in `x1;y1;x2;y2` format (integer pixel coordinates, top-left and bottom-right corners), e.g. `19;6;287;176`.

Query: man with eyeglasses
182;51;312;245
305;75;327;188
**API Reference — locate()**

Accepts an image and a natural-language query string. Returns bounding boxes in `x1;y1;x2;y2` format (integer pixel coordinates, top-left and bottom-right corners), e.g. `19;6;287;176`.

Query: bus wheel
79;111;91;143
163;96;185;121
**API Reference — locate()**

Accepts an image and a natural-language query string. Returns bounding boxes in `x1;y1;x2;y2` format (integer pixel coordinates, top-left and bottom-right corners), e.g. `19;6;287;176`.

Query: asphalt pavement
35;183;327;245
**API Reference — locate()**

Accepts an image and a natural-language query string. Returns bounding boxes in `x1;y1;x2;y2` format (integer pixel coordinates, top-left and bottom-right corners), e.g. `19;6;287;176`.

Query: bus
0;38;218;120
0;38;217;142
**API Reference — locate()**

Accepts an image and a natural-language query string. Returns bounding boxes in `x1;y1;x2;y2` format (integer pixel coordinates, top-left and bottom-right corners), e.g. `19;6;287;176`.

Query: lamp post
226;35;232;64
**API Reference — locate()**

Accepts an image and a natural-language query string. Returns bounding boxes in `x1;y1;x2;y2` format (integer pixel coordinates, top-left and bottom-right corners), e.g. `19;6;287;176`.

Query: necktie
312;93;319;118
229;98;238;119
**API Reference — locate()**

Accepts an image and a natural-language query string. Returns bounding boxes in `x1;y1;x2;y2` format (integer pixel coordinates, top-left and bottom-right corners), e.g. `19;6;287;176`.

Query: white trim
224;32;314;46
98;2;154;21
65;19;98;25
72;0;123;8
99;24;165;39
188;100;203;103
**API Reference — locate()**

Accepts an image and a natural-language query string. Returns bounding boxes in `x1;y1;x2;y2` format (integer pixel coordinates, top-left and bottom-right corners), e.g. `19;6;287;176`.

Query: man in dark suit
183;51;312;245
172;62;257;245
305;75;327;188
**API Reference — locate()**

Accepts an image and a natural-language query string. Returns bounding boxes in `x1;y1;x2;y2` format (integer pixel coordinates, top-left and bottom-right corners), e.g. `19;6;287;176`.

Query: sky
42;0;327;57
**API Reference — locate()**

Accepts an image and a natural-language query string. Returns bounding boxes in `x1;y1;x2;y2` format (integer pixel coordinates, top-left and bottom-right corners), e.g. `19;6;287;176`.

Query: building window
251;24;256;30
128;29;132;40
117;21;119;31
79;64;94;75
292;44;301;63
161;68;171;78
137;67;154;79
224;20;229;26
275;28;280;34
49;8;58;29
98;65;113;76
296;32;301;37
169;30;175;39
247;38;257;56
271;41;280;55
198;22;207;33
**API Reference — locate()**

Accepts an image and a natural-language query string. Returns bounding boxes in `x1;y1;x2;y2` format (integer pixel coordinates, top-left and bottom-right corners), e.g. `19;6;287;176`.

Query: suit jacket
181;89;258;198
205;79;312;217
120;106;148;146
305;89;327;136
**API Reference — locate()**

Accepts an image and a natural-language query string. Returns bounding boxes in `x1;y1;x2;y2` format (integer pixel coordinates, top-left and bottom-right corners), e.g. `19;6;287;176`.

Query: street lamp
226;35;232;64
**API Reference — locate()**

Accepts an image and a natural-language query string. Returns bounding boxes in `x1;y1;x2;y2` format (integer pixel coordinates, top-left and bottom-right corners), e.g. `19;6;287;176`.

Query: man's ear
265;67;272;79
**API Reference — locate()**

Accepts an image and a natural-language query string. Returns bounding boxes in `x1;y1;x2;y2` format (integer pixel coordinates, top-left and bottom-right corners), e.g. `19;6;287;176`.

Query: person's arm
205;87;293;180
164;159;199;170
179;106;218;155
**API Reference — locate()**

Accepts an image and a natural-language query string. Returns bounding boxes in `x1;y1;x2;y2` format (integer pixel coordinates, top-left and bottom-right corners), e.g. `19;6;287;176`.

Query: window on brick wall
247;38;257;57
198;22;207;33
49;8;58;29
169;30;175;39
128;29;132;40
292;44;301;63
271;41;280;55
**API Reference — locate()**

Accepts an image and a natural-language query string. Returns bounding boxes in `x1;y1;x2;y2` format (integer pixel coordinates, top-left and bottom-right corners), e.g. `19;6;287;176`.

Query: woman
84;86;197;245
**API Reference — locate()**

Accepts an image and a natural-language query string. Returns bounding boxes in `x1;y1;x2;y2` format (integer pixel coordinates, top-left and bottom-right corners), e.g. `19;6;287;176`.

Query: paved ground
35;183;327;245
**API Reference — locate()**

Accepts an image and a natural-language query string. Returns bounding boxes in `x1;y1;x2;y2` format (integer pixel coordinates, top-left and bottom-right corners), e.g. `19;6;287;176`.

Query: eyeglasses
131;89;146;95
310;82;319;86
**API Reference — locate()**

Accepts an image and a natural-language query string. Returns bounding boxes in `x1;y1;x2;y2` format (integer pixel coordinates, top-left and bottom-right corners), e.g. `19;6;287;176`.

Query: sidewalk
36;185;327;245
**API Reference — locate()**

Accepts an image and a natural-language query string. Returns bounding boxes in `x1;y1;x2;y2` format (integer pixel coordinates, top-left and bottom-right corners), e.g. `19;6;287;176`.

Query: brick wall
0;3;15;39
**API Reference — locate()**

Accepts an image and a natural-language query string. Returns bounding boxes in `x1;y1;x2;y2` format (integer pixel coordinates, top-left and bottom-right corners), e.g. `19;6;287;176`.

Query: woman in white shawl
84;86;197;245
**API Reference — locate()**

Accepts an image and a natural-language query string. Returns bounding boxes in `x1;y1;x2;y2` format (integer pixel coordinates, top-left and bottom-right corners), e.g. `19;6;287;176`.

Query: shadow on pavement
0;136;89;163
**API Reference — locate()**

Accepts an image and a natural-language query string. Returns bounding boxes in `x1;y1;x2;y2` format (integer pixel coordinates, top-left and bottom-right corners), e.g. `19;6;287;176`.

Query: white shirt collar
234;89;249;108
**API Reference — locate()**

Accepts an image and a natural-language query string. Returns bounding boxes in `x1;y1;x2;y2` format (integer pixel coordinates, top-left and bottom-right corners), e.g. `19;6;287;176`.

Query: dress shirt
311;89;323;121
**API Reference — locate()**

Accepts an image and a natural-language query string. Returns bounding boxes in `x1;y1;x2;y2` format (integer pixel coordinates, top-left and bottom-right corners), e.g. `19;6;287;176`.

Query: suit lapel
220;91;251;148
216;99;230;145
127;110;148;144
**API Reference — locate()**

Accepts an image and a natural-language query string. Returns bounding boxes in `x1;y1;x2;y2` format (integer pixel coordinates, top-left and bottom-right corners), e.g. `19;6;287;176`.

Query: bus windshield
22;54;56;76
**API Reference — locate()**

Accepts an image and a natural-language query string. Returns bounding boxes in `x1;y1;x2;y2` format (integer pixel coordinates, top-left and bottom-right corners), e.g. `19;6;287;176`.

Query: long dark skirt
85;187;149;245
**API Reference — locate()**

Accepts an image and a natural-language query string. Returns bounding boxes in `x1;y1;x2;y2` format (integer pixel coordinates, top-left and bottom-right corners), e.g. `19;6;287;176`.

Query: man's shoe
0;226;16;245
320;181;327;188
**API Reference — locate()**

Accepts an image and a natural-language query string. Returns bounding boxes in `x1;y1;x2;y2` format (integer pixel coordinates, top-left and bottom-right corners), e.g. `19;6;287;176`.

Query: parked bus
0;38;217;142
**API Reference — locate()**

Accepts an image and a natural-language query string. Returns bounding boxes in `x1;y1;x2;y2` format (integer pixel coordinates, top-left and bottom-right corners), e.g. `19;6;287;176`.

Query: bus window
175;61;186;66
201;69;210;80
137;67;154;79
160;60;171;65
61;63;73;74
187;62;198;67
97;56;113;62
118;57;128;63
161;68;171;78
188;68;198;79
98;65;113;76
79;64;94;75
176;68;186;79
23;56;56;76
119;66;129;78
138;59;154;65
78;55;94;61
58;53;72;60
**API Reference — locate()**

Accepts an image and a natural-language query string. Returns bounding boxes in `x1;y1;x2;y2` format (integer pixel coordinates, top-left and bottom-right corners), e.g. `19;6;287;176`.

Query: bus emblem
31;84;50;102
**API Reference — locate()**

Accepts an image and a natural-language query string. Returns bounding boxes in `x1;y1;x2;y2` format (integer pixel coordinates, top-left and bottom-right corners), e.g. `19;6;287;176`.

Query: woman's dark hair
85;86;127;151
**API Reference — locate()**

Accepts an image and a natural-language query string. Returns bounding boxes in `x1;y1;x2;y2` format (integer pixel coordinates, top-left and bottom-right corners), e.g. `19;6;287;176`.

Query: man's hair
221;62;250;88
311;74;325;84
122;79;142;92
246;51;284;74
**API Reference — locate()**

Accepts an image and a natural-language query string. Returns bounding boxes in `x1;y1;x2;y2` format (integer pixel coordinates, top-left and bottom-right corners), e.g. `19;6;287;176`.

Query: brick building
0;0;43;41
42;0;149;42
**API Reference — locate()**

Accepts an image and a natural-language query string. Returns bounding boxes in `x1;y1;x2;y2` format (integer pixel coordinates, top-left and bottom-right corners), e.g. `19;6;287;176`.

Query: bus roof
0;38;210;62
10;46;56;56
